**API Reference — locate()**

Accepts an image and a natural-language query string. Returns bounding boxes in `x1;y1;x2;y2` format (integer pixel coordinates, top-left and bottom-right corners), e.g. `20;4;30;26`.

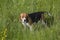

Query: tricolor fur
19;12;51;31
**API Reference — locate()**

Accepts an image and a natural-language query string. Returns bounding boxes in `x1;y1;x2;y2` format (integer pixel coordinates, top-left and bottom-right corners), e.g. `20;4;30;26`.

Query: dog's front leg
26;23;32;31
22;22;27;30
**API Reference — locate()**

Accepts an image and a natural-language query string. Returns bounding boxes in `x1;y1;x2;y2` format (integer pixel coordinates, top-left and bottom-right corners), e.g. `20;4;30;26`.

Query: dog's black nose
24;20;26;22
24;19;28;23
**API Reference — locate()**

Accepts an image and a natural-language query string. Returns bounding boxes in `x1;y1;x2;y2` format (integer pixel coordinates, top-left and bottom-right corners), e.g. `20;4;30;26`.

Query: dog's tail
45;12;52;16
47;12;52;16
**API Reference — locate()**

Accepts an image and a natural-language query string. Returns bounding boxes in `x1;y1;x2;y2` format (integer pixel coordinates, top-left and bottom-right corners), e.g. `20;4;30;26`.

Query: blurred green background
0;0;60;40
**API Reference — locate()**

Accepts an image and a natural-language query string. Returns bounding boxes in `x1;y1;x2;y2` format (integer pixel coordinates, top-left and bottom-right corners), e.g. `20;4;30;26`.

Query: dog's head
19;13;29;23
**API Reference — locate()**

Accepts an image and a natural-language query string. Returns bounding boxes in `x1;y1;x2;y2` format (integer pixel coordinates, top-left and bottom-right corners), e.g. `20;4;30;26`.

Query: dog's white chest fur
22;22;32;31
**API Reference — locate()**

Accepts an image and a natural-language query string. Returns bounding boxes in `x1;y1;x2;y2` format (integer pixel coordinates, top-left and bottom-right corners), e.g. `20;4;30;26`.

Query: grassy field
0;0;60;40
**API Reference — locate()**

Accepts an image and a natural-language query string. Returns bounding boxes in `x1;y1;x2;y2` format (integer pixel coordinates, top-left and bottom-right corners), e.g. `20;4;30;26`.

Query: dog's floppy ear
27;15;32;25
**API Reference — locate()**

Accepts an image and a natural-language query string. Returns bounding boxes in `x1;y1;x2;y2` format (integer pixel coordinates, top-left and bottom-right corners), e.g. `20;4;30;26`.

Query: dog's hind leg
41;14;47;26
42;20;46;25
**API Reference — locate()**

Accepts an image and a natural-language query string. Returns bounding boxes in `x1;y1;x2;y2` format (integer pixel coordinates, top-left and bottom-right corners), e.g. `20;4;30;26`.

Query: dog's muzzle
24;19;28;23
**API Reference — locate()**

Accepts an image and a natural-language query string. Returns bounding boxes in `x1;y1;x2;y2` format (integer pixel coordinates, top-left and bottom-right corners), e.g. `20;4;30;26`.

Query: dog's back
28;12;45;23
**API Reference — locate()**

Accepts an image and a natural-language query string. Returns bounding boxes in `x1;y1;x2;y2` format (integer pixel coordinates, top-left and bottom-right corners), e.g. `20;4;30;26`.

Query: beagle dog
19;12;51;31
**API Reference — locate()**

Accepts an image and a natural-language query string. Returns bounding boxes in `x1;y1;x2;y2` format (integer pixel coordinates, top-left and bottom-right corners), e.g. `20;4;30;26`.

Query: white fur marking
26;23;32;31
22;22;27;29
22;22;32;31
22;17;26;22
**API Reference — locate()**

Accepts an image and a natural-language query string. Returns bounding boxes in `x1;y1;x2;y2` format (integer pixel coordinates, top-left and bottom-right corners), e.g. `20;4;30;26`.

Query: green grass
0;0;60;40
